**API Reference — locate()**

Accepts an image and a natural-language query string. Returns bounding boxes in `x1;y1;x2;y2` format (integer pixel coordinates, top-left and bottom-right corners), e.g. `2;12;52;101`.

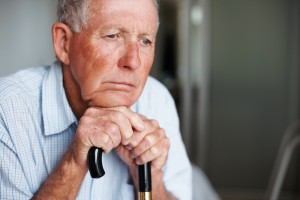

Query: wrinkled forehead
88;0;158;12
87;0;159;31
88;0;159;23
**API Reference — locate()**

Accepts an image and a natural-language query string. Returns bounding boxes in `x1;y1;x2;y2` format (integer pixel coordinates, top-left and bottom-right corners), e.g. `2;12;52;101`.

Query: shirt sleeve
0;110;33;200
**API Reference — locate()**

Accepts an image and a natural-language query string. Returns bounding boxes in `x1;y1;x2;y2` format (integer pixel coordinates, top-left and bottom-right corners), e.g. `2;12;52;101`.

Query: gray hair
57;0;159;33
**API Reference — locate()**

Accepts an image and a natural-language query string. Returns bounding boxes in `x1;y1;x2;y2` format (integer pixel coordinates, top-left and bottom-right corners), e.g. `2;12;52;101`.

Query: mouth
102;81;136;91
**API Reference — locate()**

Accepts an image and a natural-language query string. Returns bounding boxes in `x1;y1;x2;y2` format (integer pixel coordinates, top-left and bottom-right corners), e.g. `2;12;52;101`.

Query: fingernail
123;138;130;145
131;152;137;159
136;159;142;165
126;145;133;151
123;140;129;145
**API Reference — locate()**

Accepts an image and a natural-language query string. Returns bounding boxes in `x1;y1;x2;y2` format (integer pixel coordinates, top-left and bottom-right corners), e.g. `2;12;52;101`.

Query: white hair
57;0;159;32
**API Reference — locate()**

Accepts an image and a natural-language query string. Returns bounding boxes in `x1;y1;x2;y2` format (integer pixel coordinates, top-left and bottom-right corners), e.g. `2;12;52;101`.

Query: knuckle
143;135;153;148
85;107;97;115
77;123;93;136
163;138;170;150
157;128;166;138
79;116;92;125
161;127;166;134
100;134;112;150
139;114;147;120
112;111;125;122
137;156;146;164
158;156;168;166
103;121;119;134
123;129;133;140
150;119;159;127
128;140;138;148
150;146;159;156
100;133;110;145
110;124;120;134
83;108;91;116
118;106;127;112
113;137;121;148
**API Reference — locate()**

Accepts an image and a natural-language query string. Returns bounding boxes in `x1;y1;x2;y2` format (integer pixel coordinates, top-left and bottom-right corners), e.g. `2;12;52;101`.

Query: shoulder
0;66;50;151
0;66;50;131
138;76;179;130
144;76;169;94
141;76;174;104
139;76;176;115
0;66;50;102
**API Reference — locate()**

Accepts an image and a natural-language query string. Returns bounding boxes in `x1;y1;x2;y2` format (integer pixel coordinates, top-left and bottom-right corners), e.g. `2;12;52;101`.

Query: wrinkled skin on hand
71;106;169;173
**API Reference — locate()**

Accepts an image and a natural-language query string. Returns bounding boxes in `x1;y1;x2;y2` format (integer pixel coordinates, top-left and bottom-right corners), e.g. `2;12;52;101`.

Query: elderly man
0;0;191;199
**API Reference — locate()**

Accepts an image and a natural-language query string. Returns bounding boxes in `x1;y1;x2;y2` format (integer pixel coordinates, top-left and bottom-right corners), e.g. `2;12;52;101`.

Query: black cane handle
87;147;105;178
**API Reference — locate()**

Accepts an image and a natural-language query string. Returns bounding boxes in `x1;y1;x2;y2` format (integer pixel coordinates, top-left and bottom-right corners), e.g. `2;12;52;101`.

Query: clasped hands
71;106;170;176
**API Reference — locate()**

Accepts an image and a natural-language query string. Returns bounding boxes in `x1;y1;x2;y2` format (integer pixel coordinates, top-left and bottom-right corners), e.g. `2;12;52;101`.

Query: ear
52;22;73;65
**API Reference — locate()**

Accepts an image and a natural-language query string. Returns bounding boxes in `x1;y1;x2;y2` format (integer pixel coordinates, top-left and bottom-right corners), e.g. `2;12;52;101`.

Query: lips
109;81;134;86
102;81;136;91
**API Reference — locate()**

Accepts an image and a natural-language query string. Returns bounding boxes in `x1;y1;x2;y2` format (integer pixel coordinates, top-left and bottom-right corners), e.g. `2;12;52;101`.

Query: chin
89;94;138;108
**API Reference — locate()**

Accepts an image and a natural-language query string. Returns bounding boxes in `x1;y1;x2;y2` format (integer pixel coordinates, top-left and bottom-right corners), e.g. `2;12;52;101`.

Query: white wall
0;0;57;76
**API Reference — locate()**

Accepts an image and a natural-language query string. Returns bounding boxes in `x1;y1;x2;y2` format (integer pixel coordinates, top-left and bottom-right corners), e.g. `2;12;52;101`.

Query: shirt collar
42;61;77;136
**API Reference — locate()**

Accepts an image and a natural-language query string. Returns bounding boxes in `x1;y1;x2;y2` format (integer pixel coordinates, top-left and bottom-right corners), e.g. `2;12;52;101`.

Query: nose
118;42;141;70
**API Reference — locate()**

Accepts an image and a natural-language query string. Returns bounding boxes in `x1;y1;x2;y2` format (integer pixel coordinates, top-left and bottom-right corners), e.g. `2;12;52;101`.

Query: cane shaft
138;163;152;200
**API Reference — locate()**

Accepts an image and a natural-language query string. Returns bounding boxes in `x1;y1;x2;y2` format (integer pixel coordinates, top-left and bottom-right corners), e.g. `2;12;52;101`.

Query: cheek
71;37;115;76
140;52;154;76
135;53;154;90
74;46;122;98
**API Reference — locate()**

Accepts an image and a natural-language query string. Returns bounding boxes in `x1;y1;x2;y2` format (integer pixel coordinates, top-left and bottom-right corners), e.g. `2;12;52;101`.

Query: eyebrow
100;25;156;37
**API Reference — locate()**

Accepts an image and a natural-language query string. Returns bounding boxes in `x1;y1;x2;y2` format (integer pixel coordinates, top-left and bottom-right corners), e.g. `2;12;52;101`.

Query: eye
140;38;152;46
105;33;119;40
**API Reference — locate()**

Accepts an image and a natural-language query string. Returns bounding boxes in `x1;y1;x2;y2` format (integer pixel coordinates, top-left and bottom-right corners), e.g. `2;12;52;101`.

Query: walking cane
87;147;152;200
138;162;152;200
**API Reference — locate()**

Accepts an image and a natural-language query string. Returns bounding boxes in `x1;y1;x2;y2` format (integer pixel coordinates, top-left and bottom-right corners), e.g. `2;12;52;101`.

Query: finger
85;107;134;144
135;137;170;165
130;128;164;158
151;156;169;171
88;128;114;153
126;119;159;150
110;106;145;131
138;114;147;120
78;116;121;147
96;120;122;148
115;145;135;167
106;111;133;144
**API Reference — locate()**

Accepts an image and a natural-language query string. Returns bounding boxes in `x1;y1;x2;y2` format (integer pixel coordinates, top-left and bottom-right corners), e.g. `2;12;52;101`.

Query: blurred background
0;0;299;199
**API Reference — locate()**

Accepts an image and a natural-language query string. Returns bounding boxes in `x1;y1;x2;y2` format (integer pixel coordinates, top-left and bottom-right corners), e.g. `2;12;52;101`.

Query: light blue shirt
0;61;192;199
